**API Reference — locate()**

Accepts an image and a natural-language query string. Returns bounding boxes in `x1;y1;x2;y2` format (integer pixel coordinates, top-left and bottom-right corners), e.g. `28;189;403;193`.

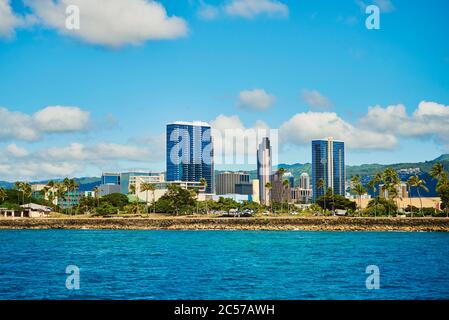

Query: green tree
408;175;429;216
367;173;382;217
199;178;208;214
265;182;272;213
0;187;7;204
430;162;449;217
316;178;325;214
282;179;290;213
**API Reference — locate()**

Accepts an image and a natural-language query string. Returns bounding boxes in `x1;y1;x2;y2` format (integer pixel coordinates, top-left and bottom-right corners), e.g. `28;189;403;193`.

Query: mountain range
1;155;448;194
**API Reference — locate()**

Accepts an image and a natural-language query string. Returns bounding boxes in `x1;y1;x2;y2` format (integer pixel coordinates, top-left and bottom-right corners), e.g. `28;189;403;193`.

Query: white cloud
237;89;275;111
0;138;162;181
359;101;449;143
25;0;188;48
0;0;20;38
0;105;90;141
197;2;220;20
301;89;333;110
224;0;288;18
34;106;90;132
6;144;29;157
280;111;398;150
210;114;274;165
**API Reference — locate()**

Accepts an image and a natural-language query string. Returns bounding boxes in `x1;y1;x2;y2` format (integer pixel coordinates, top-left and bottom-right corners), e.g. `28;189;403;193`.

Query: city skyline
1;0;449;181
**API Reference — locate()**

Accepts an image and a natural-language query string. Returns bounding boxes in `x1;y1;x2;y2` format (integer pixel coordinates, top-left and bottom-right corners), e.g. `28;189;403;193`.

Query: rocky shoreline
1;217;449;232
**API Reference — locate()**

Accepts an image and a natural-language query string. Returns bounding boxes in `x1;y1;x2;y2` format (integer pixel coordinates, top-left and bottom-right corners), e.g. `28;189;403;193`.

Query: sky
0;0;449;181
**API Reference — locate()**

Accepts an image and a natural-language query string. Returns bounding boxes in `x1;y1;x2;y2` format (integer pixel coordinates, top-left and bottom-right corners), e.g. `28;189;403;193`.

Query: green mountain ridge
1;155;448;189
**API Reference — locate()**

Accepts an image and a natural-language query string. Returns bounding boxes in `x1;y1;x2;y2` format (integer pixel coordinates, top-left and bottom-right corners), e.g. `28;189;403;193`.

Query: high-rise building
101;172;120;185
257;137;272;205
166;121;214;193
216;172;250;195
299;172;310;190
312;137;345;201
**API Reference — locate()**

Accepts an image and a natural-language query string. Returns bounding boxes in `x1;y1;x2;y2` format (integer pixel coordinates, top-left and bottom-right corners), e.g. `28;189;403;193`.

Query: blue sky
1;0;449;181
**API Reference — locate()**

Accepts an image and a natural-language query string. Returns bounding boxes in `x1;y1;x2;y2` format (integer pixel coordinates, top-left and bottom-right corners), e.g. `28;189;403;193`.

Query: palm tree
353;183;366;216
265;182;273;213
200;178;208;214
0;187;7;204
55;182;67;213
406;178;414;217
15;181;24;204
316;178;325;213
45;180;57;211
92;186;100;207
282;179;290;214
129;184;139;214
350;175;364;215
430;162;446;181
367;178;378;217
382;168;400;216
277;168;286;212
23;183;32;203
140;183;156;214
148;184;156;214
409;175;429;216
430;162;449;217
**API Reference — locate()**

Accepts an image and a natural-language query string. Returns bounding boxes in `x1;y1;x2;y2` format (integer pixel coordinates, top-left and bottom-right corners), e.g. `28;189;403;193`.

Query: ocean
0;230;448;299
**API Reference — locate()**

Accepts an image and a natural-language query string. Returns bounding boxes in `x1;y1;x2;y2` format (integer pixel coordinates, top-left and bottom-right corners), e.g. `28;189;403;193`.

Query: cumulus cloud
6;144;29;157
301;89;333;110
280;111;398;150
34;106;90;132
0;106;90;141
359;101;449;144
211;114;274;165
25;0;188;47
0;139;162;181
237;89;275;111
224;0;288;18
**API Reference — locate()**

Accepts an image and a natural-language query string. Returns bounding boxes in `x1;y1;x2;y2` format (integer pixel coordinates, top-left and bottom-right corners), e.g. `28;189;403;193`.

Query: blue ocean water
0;230;448;300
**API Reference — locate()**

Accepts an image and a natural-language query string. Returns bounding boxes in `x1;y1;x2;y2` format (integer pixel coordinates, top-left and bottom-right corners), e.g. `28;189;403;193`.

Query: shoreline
1;217;449;232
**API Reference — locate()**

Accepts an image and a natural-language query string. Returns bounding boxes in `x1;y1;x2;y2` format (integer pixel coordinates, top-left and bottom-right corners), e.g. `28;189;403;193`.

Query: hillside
1;154;448;192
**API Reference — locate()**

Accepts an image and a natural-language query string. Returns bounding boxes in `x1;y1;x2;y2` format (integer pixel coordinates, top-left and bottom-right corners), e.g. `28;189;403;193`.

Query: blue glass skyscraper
166;121;214;193
312;137;345;202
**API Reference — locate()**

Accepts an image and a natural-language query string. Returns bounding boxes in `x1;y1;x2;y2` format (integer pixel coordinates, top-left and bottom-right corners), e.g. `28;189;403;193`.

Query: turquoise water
0;230;448;300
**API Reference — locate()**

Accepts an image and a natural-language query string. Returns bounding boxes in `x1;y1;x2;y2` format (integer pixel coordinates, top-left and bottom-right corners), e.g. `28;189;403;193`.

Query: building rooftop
167;121;211;127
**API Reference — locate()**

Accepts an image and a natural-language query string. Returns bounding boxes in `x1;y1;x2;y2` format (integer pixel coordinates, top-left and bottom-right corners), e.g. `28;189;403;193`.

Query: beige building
359;197;441;210
252;179;260;204
133;175;205;204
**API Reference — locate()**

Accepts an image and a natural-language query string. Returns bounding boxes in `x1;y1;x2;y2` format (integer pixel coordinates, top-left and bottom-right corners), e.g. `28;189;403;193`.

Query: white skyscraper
257;137;272;205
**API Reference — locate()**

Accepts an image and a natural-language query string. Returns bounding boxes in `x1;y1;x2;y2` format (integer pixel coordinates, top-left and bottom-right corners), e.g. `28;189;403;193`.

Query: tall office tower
299;172;310;190
166;121;214;193
257;137;272;205
101;172;120;185
216;172;250;195
312;137;345;202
